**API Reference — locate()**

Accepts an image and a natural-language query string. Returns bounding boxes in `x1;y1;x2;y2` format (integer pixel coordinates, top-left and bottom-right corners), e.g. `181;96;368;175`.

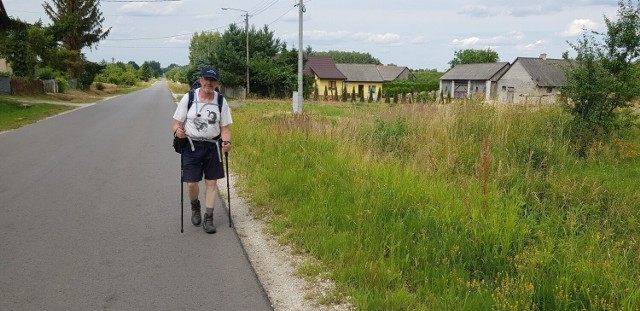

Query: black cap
200;66;219;80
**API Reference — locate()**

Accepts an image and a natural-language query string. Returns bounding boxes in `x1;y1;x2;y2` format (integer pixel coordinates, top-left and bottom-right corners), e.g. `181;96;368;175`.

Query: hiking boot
191;200;202;226
203;212;216;234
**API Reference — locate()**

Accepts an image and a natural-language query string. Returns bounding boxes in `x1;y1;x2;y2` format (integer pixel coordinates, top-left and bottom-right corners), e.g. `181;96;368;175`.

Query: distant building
497;54;572;104
439;62;511;100
335;63;384;100
376;64;413;82
304;55;347;99
304;55;414;100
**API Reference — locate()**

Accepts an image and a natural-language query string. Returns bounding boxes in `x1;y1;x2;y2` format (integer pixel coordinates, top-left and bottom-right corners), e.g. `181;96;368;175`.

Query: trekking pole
180;149;184;233
225;151;231;227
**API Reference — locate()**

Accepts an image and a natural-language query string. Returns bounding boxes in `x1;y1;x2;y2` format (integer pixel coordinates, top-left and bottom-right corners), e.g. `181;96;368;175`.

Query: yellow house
336;63;384;100
304;56;409;100
304;55;347;99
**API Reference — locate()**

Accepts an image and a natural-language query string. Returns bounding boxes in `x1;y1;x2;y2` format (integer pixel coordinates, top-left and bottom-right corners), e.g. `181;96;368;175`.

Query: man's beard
201;85;215;94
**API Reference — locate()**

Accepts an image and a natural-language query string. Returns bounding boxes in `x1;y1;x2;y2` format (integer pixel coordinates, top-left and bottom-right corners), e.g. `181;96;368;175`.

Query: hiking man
172;66;232;234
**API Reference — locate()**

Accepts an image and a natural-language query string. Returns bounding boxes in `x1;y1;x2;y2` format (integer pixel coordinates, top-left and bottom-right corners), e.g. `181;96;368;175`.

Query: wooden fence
10;77;44;95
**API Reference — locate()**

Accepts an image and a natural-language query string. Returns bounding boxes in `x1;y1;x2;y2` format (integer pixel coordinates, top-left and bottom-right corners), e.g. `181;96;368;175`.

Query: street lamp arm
221;7;250;98
222;7;248;13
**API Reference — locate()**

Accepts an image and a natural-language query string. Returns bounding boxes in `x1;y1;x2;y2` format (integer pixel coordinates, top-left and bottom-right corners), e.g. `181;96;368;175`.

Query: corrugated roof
335;63;384;82
304;56;346;80
516;57;572;87
377;65;408;81
440;62;511;81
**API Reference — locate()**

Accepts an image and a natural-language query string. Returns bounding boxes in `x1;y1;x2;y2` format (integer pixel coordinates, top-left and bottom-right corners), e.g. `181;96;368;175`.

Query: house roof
377;65;409;81
304;55;347;80
335;63;384;82
515;57;572;87
440;62;511;81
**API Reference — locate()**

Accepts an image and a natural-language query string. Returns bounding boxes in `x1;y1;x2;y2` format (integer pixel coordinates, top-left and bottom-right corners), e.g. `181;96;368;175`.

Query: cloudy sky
4;0;620;71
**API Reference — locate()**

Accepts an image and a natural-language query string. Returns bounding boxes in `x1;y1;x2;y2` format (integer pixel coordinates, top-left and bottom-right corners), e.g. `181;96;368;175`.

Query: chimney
539;53;547;60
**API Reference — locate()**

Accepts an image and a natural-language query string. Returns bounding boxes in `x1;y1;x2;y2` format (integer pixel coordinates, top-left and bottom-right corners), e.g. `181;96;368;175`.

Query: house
304;55;347;99
0;58;12;73
377;64;413;82
496;54;572;104
335;63;384;100
439;62;511;101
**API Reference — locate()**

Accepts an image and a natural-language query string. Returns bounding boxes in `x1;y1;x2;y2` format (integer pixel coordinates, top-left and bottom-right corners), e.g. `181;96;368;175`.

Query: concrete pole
296;0;304;112
245;12;249;98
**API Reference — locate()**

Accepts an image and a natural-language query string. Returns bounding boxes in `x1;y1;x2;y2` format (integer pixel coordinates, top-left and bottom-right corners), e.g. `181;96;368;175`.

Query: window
502;86;507;91
329;81;337;90
547;87;553;93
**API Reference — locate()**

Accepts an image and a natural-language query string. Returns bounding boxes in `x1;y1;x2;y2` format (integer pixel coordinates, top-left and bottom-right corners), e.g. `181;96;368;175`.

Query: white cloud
451;37;481;46
450;32;525;47
457;5;500;18
351;32;402;44
304;30;350;41
517;40;546;50
164;36;190;46
561;19;598;36
118;2;182;16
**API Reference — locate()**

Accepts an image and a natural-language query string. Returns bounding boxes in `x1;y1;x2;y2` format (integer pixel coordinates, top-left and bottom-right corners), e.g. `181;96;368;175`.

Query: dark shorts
181;141;225;182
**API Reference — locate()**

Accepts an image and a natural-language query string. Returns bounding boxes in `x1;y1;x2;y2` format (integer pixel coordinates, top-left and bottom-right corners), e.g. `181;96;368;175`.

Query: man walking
172;66;232;234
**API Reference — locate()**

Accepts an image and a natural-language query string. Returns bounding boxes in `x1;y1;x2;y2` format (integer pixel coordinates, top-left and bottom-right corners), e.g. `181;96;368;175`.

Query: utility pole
222;7;250;98
244;11;249;97
295;0;305;112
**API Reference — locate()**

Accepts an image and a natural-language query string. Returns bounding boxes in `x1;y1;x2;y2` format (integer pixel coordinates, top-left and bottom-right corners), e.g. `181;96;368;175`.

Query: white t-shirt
173;89;232;140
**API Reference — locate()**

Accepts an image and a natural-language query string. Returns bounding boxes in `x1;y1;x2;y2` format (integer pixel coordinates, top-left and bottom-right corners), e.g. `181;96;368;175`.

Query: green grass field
0;98;76;131
230;100;640;310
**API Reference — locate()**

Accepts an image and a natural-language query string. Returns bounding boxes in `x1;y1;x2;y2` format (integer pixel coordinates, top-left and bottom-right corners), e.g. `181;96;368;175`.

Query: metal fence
43;79;59;93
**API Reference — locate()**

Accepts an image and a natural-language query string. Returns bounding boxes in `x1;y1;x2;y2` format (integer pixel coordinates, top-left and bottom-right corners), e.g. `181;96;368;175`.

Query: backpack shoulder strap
187;89;195;110
217;92;224;113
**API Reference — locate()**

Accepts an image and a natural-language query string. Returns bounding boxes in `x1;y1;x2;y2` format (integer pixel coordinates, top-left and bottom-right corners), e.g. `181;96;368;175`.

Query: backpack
186;88;224;117
173;89;224;153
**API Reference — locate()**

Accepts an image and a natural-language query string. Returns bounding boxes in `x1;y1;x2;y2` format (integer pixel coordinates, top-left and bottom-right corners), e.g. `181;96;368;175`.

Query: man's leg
202;179;217;233
187;182;201;226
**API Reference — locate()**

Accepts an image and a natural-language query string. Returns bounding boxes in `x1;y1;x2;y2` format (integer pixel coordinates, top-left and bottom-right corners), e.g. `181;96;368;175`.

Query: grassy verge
231;100;639;310
0;81;153;131
0;98;76;131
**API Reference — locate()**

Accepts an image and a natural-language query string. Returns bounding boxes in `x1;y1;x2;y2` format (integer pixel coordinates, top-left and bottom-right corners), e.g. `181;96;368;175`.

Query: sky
3;0;621;72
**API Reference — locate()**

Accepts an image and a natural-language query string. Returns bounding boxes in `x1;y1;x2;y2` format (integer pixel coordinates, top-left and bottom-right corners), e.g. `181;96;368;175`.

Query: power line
97;45;187;48
102;0;181;2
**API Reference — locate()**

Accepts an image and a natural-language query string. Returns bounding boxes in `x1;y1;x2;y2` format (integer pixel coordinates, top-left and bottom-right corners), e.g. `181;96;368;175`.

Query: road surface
0;82;273;310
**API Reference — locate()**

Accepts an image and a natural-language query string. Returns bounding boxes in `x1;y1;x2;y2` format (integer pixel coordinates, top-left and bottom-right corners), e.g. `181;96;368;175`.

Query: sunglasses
202;77;218;82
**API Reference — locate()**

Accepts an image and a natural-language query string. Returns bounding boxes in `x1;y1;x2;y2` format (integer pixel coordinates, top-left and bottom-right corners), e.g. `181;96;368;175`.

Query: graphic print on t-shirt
193;107;218;133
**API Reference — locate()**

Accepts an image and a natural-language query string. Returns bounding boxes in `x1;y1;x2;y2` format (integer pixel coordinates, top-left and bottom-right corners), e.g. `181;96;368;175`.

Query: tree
144;60;162;77
189;31;221;74
213;23;284;95
43;0;111;78
448;49;499;68
0;0;19;31
563;0;640;155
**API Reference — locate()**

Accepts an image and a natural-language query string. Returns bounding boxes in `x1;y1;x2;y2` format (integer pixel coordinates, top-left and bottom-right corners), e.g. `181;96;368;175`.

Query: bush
95;82;105;91
55;77;69;93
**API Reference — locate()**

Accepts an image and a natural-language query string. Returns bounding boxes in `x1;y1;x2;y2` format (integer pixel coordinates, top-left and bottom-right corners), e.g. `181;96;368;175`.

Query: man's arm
221;125;231;152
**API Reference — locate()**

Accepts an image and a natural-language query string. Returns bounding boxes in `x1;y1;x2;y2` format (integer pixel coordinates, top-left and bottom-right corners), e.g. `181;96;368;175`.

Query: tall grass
231;101;640;310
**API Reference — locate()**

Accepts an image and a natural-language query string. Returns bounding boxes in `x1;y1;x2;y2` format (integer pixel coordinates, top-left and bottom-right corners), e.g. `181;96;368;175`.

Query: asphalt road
0;82;273;311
